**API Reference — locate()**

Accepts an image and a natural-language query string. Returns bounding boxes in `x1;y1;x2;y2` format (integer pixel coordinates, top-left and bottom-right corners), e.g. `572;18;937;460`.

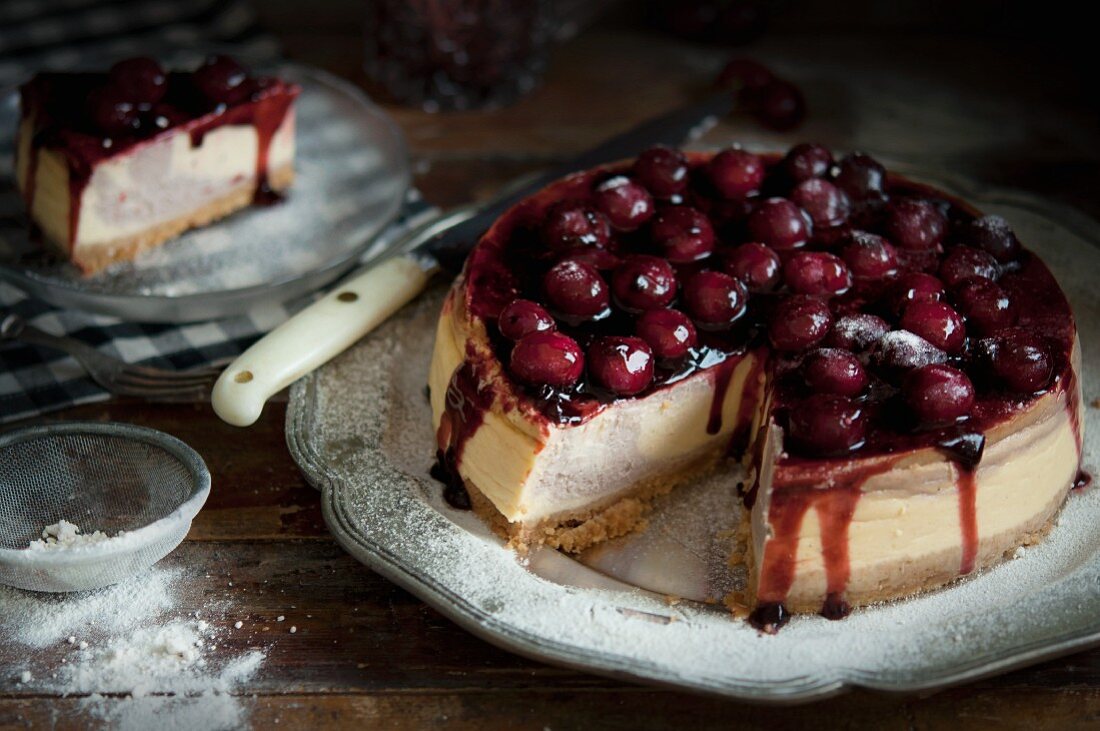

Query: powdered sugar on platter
288;179;1100;701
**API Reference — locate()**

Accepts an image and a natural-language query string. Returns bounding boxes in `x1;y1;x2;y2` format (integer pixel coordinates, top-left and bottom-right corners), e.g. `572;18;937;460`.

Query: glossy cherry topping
498;299;555;341
594;176;655;231
542;259;609;320
747;198;811;249
884;199;946;251
510;331;585;388
769;295;832;351
683;271;748;329
832;152;886;203
839;231;898;279
825;313;890;352
651;206;716;262
587;336;655;395
636;309;697;359
193;54;251;105
952;277;1017;335
784;252;852;296
722;242;782;293
900;300;966;354
904;364;975;426
611;255;677;312
979;333;1054;393
962;215;1021;263
108;57;167;104
542;202;612;253
801;348;868;397
791;178;850;229
939;245;999;288
782;143;833;183
889;272;946;316
86;86;140;136
787;394;866;456
708;148;765;199
633;146;690;198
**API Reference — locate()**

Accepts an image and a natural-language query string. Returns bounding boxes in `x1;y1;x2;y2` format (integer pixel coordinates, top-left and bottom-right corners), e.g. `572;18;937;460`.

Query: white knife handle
212;255;433;427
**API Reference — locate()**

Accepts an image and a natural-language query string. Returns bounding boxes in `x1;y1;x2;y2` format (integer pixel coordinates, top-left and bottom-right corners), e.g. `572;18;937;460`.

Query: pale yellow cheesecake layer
429;284;766;545
749;341;1084;612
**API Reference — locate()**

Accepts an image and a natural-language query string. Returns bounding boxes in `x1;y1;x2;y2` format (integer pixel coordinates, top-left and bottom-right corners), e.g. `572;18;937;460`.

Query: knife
211;92;733;427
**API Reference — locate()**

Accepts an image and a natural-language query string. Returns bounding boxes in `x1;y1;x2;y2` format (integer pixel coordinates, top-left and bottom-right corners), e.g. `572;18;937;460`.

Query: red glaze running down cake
15;55;300;274
427;143;1084;631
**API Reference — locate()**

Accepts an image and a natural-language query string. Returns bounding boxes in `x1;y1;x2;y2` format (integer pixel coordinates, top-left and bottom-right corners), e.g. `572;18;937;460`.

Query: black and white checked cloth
0;0;433;424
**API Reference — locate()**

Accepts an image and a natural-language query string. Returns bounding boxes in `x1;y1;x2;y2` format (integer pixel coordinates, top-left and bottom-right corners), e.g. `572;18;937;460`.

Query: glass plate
0;57;409;322
286;171;1100;702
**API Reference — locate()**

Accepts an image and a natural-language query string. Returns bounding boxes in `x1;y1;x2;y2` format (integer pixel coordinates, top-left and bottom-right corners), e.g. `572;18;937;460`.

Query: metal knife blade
421;91;733;274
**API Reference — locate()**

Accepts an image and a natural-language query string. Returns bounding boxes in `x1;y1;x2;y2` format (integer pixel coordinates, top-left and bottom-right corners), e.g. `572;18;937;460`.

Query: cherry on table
768;295;832;351
510;331;585;388
543;259;609;319
903;363;975;426
587;336;655;396
611;255;678;312
498;299;555;341
787;394;866;457
636;309;697;359
651;206;716;262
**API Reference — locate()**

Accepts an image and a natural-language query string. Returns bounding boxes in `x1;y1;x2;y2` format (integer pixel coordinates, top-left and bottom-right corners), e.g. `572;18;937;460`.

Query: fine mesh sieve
0;422;210;592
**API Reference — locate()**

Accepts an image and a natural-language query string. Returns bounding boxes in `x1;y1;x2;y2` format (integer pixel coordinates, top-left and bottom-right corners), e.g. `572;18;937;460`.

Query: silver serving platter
287;172;1100;702
0;55;409;322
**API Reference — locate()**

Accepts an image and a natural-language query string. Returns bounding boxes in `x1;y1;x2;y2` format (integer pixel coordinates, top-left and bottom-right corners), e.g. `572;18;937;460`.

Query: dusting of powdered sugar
1;566;267;729
27;519;122;551
289;258;1100;698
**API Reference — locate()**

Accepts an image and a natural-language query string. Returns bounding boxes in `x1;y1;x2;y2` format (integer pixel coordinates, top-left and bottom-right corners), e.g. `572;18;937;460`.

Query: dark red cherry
708;148;765;199
636;309;697;359
782;143;833;183
542;202;612;253
756;80;806;131
980;333;1054;393
900;300;966;354
651;207;716;262
953;277;1017;335
722;242;782;293
633;146;689;198
683;270;748;329
787;394;866;456
594;176;654;231
715;57;774;94
86;86;139;136
825;313;889;352
904;364;975;426
833;153;886;202
498;299;555;341
193;55;250;105
939;245;999;288
801;348;868;397
108;57;167;104
884;199;946;251
839;231;897;279
791;178;850;229
510;331;584;388
869;330;947;378
611;255;677;312
784;252;852;296
768;295;832;351
542;260;609;319
587;336;655;396
889;272;945;316
747;198;811;249
962;215;1021;263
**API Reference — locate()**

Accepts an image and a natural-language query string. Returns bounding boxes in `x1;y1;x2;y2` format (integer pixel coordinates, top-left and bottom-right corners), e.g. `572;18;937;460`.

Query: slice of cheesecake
427;144;1085;628
15;55;300;274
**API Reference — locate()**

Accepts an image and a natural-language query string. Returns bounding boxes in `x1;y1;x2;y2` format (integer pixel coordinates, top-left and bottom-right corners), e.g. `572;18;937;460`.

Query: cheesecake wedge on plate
15;55;300;274
428;144;1084;630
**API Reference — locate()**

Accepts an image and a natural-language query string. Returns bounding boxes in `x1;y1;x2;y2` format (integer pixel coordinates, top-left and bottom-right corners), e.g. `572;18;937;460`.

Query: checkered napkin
0;0;439;424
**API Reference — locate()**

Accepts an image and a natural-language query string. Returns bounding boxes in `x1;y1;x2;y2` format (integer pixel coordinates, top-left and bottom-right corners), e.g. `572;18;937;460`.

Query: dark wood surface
3;15;1100;729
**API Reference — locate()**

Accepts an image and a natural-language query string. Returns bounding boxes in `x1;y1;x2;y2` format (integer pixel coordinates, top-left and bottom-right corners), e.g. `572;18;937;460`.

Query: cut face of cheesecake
15;56;300;274
427;144;1084;629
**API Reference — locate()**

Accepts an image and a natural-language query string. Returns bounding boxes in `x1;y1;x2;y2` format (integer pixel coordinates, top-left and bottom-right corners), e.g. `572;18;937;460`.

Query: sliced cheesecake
427;144;1084;628
15;56;299;274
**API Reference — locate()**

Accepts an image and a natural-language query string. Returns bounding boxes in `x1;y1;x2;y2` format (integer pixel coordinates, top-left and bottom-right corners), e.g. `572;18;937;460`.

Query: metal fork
1;311;224;401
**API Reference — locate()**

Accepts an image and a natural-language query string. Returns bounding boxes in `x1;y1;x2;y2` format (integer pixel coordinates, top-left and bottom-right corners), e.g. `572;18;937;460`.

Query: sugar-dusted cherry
825;313;890;352
939;245;999;288
768;295;832;351
900;300;966;354
801;348;868;397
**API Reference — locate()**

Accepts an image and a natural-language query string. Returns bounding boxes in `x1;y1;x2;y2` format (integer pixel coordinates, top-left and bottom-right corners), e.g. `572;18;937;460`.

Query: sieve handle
211;254;437;427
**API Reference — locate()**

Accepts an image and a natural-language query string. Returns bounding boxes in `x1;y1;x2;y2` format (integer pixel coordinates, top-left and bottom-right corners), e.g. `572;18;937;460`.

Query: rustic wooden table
3;18;1100;729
